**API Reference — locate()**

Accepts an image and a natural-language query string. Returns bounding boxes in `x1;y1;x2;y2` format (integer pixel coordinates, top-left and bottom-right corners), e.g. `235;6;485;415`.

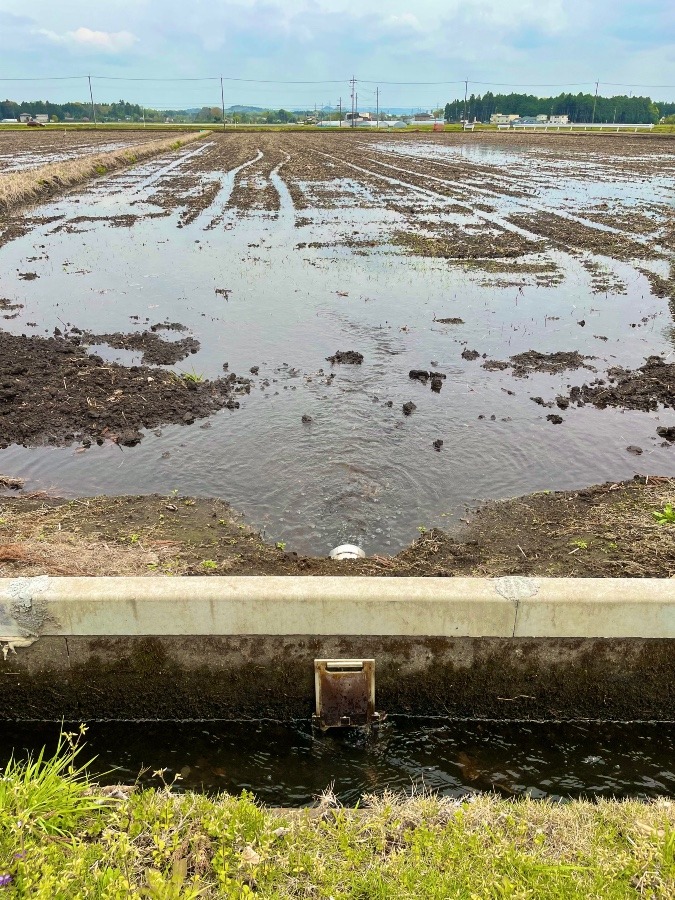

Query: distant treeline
443;92;670;124
3;93;675;126
0;98;303;124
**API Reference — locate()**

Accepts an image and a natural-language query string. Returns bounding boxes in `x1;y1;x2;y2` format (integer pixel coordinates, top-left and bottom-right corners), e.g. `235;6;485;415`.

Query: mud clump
565;357;675;412
402;401;417;416
546;414;564;425
461;349;481;361
409;370;446;393
433;439;444;451
483;360;509;371
435;317;464;325
0;331;247;449
84;330;200;366
657;426;675;442
508;351;595;377
150;322;188;333
326;350;363;365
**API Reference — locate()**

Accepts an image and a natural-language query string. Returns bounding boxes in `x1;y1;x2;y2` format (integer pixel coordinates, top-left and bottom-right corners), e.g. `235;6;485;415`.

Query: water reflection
4;719;675;805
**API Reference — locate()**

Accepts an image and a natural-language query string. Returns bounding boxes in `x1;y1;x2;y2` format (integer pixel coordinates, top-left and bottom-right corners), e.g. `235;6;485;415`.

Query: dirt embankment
0;331;248;448
0;476;673;578
0;131;209;212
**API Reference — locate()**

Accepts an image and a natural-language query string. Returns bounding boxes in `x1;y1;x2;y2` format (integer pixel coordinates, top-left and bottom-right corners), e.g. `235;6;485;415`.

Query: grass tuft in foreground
1;732;675;897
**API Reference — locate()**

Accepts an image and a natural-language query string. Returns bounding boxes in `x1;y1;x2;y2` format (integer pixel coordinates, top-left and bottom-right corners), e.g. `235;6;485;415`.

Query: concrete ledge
2;576;674;720
2;575;675;640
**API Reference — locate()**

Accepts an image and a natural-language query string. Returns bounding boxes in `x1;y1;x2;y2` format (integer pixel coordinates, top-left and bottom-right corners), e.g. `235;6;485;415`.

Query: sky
1;0;674;110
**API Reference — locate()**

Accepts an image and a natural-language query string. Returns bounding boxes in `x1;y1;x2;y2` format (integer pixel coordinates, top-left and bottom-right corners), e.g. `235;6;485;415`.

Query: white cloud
39;26;138;54
384;13;424;33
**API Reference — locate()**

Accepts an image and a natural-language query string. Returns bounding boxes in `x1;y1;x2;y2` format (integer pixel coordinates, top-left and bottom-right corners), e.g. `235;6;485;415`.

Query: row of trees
3;93;673;126
443;92;664;124
0;98;303;124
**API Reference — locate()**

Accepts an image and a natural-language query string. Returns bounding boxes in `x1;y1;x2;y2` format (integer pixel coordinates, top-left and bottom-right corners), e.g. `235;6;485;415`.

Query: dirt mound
326;350;363;364
84;330;200;366
565;356;675;412
0;331;247;448
461;349;481;361
409;370;446;393
484;350;595;377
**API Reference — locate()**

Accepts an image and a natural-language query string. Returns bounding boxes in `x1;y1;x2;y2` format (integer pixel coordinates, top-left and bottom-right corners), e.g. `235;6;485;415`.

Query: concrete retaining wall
2;576;674;720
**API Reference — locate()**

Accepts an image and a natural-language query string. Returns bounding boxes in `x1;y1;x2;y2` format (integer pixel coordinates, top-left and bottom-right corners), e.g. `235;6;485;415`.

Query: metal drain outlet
313;659;383;730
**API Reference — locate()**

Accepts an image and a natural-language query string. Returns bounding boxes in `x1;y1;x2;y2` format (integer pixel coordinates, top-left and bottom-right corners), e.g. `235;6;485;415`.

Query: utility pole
350;75;356;127
142;107;146;128
463;78;468;126
376;86;379;128
591;80;599;124
88;75;97;126
338;96;342;127
220;76;226;130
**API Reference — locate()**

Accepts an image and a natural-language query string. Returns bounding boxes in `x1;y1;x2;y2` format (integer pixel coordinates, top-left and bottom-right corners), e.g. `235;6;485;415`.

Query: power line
94;76;345;84
1;74;674;90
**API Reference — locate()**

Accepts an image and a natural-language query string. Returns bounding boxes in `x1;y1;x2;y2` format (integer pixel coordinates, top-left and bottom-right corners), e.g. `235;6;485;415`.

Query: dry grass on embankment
0;130;210;211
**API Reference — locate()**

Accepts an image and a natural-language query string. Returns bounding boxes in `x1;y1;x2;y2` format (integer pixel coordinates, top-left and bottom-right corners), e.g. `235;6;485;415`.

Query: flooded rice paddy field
0;128;175;172
5;718;675;804
1;130;674;555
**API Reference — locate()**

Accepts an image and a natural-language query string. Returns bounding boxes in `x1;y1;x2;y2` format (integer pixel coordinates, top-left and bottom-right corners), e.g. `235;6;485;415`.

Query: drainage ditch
3;718;674;805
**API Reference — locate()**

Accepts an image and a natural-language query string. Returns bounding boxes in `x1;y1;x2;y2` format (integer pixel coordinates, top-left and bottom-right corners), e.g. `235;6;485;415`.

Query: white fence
499;123;654;132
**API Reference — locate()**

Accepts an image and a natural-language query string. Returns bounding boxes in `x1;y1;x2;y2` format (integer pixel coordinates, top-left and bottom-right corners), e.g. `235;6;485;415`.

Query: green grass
653;503;675;525
1;733;675;897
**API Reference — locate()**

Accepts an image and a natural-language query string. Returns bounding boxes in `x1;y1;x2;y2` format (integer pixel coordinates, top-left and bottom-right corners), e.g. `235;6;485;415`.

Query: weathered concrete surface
2;576;517;637
1;635;673;720
3;576;675;639
1;576;674;720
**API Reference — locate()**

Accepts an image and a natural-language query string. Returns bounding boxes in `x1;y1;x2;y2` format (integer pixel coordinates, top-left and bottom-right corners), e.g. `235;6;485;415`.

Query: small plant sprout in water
276;541;286;551
653;503;675;525
180;368;205;385
570;539;588;550
417;525;427;534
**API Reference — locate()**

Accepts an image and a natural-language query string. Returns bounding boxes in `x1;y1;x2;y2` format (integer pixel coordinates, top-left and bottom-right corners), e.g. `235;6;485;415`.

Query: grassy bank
0;476;673;576
0;130;209;211
1;733;674;898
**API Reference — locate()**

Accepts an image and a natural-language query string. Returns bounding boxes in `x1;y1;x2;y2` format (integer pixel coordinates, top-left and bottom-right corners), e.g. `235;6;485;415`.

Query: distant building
489;113;520;125
550;114;570;125
413;112;434;121
34;114;49;124
1;118;18;124
19;113;31;123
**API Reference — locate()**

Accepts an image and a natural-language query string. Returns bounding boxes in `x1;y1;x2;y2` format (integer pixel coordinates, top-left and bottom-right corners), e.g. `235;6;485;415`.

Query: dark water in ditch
4;719;675;805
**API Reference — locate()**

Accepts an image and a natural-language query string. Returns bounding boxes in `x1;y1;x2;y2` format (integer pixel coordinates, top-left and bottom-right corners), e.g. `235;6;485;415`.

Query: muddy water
1;137;674;554
4;719;675;804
